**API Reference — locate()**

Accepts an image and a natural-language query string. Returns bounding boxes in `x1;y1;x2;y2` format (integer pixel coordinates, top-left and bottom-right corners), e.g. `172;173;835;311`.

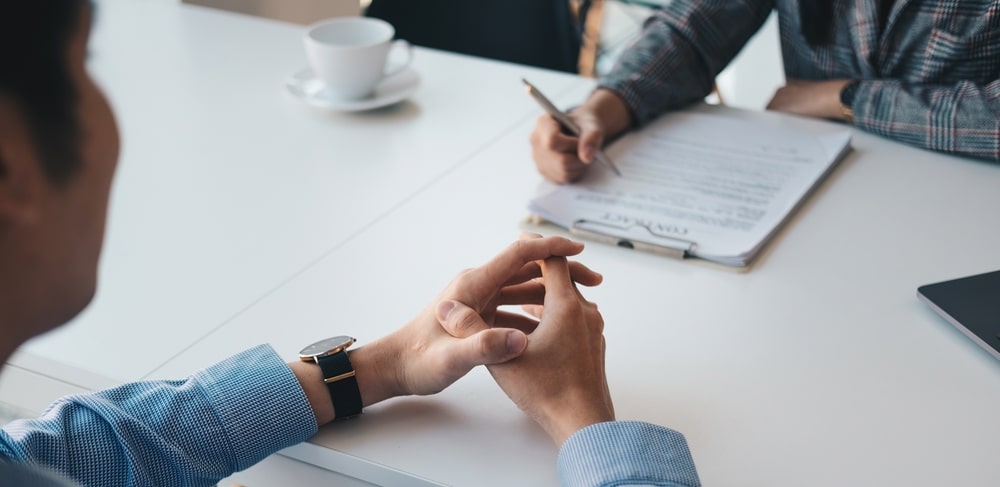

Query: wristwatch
299;336;362;420
839;80;860;124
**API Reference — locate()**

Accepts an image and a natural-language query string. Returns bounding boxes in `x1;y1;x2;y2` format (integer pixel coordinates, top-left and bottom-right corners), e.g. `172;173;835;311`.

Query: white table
4;1;1000;486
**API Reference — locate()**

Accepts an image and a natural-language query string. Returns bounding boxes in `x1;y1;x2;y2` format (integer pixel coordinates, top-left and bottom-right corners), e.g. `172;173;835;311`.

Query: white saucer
284;67;420;112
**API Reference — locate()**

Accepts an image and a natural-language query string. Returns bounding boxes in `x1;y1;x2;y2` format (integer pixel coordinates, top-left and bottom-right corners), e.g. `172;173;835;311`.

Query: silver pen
522;79;622;177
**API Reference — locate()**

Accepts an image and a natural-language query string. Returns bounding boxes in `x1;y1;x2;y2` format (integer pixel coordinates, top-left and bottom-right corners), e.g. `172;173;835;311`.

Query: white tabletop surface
5;1;1000;486
151;90;1000;486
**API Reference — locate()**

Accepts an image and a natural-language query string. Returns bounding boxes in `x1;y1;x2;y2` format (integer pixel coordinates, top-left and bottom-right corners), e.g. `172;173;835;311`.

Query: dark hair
0;1;86;185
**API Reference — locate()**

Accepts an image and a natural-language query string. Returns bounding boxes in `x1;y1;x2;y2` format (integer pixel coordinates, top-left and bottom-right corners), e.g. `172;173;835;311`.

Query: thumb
577;126;604;164
436;299;528;361
446;328;528;371
437;299;489;338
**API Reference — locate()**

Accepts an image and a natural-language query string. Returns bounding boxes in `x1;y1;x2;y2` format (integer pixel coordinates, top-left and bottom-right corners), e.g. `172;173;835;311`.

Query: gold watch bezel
298;335;356;362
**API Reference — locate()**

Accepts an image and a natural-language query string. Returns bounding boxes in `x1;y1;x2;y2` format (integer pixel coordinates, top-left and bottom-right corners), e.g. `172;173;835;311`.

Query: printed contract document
529;110;852;267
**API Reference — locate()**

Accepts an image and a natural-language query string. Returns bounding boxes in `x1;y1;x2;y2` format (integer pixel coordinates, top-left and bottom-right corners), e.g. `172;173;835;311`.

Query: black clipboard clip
570;219;695;259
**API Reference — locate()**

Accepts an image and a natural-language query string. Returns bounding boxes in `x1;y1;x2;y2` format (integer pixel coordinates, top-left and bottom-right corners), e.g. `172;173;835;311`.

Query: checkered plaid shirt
601;0;1000;161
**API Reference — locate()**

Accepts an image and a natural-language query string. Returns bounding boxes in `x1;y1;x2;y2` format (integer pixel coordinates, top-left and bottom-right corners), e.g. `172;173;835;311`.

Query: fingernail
437;300;456;321
506;331;527;354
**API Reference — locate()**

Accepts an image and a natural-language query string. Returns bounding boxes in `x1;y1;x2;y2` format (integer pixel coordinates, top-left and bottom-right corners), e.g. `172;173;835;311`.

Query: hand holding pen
523;79;623;183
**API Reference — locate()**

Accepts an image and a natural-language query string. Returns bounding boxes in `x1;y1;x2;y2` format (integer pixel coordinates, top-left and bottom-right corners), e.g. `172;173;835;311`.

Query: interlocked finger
497;281;546;307
492;310;540;334
450;237;583;311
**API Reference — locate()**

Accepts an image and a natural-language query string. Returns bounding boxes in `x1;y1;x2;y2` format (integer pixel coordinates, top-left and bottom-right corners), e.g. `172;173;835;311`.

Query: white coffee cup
304;17;413;101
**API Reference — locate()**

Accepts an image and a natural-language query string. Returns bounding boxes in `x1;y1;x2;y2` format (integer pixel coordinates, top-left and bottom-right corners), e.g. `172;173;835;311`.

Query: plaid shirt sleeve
599;0;776;126
0;344;317;487
845;0;1000;161
814;1;1000;162
601;0;1000;162
851;74;1000;162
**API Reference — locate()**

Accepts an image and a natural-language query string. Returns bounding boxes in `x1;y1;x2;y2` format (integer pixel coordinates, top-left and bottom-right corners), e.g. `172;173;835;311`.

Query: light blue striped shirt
559;421;700;487
1;345;701;486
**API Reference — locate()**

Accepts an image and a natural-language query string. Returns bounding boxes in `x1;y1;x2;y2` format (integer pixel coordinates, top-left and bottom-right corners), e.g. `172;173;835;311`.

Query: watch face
299;335;356;359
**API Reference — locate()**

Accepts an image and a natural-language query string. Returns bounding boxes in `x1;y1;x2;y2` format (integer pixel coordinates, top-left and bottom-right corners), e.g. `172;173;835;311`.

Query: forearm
577;88;634;141
0;345;316;487
852;79;1000;161
599;0;774;126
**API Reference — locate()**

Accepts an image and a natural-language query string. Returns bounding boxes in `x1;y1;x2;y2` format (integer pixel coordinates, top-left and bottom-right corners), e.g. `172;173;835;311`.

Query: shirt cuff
193;344;318;470
557;421;700;487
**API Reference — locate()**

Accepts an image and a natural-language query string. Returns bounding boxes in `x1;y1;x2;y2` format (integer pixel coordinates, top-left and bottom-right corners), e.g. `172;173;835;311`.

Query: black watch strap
316;351;362;419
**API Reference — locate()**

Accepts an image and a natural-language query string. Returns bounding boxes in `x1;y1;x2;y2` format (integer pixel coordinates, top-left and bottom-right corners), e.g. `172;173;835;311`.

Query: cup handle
383;39;413;78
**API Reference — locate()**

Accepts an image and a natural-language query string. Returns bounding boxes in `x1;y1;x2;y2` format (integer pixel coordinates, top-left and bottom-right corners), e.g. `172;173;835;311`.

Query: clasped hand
366;235;614;445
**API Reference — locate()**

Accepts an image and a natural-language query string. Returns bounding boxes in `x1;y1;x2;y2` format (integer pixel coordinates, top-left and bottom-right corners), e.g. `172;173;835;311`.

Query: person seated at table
0;2;700;486
532;0;1000;183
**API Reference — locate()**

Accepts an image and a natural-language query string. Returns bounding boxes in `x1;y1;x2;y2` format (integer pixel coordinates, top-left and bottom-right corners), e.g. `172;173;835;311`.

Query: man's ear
0;94;44;224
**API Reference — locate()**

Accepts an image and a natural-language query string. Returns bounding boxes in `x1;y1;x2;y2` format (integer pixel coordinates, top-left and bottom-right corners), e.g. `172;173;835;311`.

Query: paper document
529;110;852;267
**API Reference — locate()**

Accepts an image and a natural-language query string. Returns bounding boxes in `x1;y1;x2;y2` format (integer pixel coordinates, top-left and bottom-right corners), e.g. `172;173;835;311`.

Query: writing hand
529;89;633;184
530;110;604;184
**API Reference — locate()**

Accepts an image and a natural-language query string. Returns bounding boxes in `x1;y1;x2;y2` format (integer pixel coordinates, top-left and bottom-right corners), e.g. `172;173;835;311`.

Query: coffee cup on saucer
304;17;412;101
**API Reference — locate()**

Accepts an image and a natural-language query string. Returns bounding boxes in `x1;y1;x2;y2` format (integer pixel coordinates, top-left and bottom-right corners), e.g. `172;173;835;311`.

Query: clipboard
525;109;852;272
570;218;692;259
521;214;752;273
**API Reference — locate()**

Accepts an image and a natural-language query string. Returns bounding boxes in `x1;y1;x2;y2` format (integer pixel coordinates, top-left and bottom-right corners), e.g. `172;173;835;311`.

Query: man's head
0;1;120;344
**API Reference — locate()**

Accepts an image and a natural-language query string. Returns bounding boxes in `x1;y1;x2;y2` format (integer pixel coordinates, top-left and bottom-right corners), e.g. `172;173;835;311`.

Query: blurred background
184;0;785;110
